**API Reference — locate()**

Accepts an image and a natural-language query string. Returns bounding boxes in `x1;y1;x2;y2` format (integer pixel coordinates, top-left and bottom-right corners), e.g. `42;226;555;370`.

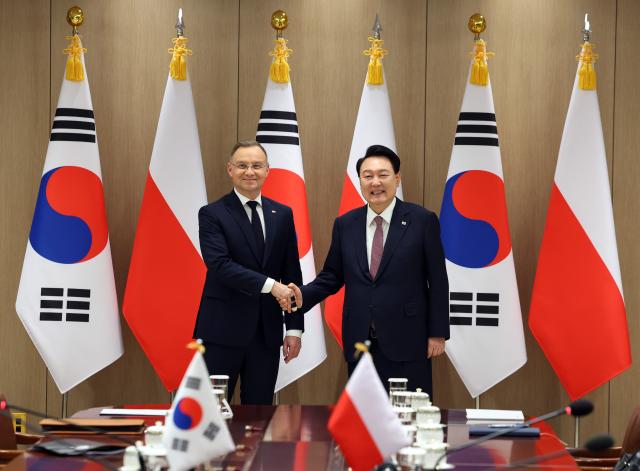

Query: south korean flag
163;349;235;470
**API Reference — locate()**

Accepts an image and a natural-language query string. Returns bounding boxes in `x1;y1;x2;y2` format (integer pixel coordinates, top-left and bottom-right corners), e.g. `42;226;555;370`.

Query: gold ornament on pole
363;14;387;85
63;6;87;82
468;13;493;86
268;10;292;83
577;13;597;90
169;8;192;81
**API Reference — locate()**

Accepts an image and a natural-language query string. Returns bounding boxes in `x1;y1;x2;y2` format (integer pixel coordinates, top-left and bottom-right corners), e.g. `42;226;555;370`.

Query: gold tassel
269;38;292;83
577;42;598;90
168;37;192;81
186;340;206;353
63;35;86;82
363;37;387;85
470;39;493;86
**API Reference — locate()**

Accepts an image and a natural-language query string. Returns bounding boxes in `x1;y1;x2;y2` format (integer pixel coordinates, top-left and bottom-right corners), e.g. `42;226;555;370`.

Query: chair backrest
0;394;17;450
622;406;640;455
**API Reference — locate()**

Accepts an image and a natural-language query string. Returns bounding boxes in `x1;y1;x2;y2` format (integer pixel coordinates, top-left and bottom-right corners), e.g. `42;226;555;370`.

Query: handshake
270;282;303;313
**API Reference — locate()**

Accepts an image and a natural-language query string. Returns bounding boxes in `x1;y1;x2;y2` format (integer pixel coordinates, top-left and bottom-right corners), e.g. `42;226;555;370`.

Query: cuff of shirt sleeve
285;329;302;338
261;277;275;294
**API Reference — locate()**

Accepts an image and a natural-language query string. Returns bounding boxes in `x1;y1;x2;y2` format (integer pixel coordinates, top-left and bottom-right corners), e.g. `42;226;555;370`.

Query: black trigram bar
476;305;499;314
476;317;499;327
203;422;220;441
67;300;90;310
450;317;472;326
55;108;94;119
186;376;201;390
68;288;90;297
41;287;63;296
171;438;189;452
477;292;499;302
258;122;299;133
458;112;496;121
40;300;63;309
450;304;472;313
456;124;498;134
66;313;89;322
450;292;473;301
52;120;96;131
454;137;499;146
256;135;300;145
50;133;96;143
40;312;62;321
260;110;296;120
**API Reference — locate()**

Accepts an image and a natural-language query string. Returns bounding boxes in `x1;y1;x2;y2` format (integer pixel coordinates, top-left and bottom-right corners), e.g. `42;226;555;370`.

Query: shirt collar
367;197;396;226
234;188;262;207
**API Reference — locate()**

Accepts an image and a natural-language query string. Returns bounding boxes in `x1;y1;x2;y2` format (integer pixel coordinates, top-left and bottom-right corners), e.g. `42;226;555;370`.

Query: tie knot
374;215;384;227
247;201;259;211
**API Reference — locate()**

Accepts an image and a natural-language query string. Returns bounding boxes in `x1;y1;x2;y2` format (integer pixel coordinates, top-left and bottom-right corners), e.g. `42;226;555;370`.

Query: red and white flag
324;37;402;347
529;40;631;399
257;49;326;391
328;351;409;471
123;36;207;391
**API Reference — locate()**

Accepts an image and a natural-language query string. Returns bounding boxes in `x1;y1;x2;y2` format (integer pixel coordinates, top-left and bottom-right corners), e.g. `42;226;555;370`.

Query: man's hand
287;283;303;309
271;282;293;312
283;335;301;363
427;337;445;359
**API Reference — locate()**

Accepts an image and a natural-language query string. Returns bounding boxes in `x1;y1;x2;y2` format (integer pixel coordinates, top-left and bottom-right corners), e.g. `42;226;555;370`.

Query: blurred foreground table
5;406;576;470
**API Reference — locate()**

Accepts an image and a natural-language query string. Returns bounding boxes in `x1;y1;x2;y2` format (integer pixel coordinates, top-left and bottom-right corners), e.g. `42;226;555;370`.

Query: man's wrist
285;329;302;338
262;277;275;293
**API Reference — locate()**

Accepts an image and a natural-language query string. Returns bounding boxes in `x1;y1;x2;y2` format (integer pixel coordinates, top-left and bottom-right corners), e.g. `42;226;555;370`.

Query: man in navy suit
194;140;303;404
288;145;449;395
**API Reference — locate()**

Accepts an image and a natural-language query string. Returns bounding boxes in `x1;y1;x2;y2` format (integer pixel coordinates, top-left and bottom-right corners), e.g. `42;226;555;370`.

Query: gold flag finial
353;341;371;360
63;6;86;82
577;14;597;90
468;13;492;86
268;10;292;83
169;8;192;81
187;339;206;354
363;14;387;85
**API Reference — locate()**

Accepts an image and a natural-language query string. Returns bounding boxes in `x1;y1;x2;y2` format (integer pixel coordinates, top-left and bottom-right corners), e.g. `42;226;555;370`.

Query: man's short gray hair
230;140;268;160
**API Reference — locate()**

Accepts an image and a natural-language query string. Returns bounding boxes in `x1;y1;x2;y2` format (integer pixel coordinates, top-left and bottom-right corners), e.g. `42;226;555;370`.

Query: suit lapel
223;191;262;264
350;206;371;279
375;199;410;280
262;198;277;267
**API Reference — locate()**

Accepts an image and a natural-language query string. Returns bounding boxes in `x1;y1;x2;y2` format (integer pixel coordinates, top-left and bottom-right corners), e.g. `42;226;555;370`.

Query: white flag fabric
123;66;208;392
257;78;327;391
15;41;123;393
164;350;235;470
439;50;527;397
324;72;403;347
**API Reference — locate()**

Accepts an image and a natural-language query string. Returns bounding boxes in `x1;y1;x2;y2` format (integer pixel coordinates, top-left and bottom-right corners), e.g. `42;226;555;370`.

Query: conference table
5;405;577;470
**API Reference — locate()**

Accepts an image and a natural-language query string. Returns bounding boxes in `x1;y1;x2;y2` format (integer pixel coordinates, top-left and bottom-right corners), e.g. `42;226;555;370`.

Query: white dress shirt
366;197;396;269
234;188;301;338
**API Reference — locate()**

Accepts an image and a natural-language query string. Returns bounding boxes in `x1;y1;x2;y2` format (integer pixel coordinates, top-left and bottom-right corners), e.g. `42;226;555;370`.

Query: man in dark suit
288;145;449;395
194;140;303;404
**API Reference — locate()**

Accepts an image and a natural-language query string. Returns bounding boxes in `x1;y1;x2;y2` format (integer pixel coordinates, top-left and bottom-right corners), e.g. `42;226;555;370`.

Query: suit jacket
193;190;303;349
301;198;449;362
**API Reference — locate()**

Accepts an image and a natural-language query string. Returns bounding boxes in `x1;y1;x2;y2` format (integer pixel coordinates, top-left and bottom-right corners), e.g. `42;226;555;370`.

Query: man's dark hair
355;145;401;175
230;140;268;160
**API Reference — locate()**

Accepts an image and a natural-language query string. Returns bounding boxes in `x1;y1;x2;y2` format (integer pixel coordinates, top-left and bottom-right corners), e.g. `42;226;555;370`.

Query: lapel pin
272;210;276;213
401;220;407;225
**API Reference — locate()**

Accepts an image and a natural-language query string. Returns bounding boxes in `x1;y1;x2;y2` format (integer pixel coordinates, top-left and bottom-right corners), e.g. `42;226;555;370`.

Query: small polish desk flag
123;25;207;391
16;33;123;393
439;37;526;398
324;18;403;348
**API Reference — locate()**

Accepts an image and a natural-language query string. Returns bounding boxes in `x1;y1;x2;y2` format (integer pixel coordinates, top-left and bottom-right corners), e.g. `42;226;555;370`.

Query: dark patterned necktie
370;216;384;278
246;201;265;261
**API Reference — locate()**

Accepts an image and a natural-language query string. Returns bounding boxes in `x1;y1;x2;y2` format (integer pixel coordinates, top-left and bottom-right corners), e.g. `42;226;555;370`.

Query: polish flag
328;352;409;471
123;43;207;391
257;76;327;391
324;65;402;348
529;41;631;399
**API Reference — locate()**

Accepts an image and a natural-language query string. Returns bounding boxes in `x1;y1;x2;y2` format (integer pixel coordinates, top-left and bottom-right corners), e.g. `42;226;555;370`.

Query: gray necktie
370;216;384;279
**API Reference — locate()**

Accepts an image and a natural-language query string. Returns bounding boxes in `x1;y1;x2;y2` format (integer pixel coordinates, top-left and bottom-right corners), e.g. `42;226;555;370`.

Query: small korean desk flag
324;18;403;348
328;349;409;471
529;35;631;399
123;25;207;391
439;37;526;397
15;33;123;393
163;345;235;471
257;32;327;391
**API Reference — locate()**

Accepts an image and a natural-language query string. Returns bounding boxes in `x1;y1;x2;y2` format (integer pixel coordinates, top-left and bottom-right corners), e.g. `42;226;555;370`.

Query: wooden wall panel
425;0;617;444
0;0;50;417
238;0;427;404
48;0;239;415
610;0;640;444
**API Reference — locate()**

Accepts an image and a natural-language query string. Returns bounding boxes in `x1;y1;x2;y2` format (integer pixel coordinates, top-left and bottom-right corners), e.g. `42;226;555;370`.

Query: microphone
497;434;614;469
432;399;594;469
0;399;143;470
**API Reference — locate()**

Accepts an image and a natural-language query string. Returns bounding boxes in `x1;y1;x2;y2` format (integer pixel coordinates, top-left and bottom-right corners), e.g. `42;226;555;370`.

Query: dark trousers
203;327;280;405
347;336;433;397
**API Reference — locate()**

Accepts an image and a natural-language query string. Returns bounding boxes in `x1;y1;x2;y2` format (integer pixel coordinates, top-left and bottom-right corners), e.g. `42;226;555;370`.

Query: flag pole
61;392;68;418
